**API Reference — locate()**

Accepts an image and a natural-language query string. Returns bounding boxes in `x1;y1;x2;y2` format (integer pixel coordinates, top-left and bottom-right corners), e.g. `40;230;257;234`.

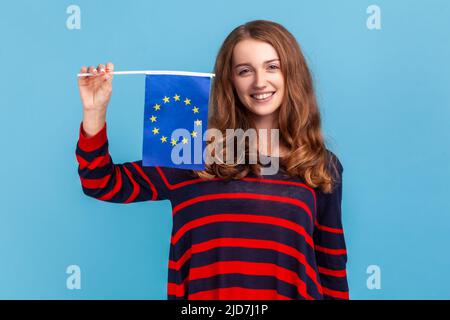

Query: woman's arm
313;151;349;299
76;62;171;202
76;121;171;202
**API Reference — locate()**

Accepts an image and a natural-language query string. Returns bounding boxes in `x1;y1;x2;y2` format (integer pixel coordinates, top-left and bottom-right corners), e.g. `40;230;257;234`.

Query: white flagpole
77;70;215;78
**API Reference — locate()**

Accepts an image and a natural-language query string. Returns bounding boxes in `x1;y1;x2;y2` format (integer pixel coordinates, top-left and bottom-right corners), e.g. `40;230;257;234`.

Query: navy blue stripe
188;273;312;300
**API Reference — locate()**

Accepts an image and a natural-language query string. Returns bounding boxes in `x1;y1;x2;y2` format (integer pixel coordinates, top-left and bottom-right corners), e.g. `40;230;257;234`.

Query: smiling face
231;38;285;127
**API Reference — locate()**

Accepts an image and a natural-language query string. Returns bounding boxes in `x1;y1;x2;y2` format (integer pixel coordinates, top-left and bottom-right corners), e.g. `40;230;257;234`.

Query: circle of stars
148;93;203;147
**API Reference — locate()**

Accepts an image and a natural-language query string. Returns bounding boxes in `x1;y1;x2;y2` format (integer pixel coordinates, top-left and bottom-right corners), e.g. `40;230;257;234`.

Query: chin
247;101;281;116
249;108;278;117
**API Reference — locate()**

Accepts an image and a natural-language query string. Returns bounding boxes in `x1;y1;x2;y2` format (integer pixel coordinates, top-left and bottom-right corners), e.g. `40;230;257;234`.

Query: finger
78;66;89;84
105;62;114;81
97;63;105;73
78;65;87;78
89;65;100;77
97;63;107;82
87;66;96;76
106;62;114;72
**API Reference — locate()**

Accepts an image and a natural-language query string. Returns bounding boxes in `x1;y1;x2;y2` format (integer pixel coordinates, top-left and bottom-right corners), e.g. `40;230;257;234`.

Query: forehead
232;39;279;66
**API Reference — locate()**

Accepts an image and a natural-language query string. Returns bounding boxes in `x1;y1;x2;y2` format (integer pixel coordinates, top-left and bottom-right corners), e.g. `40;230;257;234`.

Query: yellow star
194;119;202;126
160;136;167;143
184;98;191;105
163;96;170;103
182;137;188;144
173;94;180;101
171;139;177;146
152;127;159;135
192;106;199;113
191;131;197;138
153;104;161;111
150;115;157;122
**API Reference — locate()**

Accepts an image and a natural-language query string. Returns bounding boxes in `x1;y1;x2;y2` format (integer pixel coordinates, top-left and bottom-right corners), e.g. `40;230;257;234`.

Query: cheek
277;84;285;98
234;80;252;98
274;75;285;91
275;79;285;99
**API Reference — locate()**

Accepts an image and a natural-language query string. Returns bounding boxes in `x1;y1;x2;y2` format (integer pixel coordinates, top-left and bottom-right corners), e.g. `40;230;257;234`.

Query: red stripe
315;222;343;234
314;245;347;255
156;166;209;189
171;213;314;248
188;261;314;300
167;246;191;270
167;279;188;298
169;237;322;294
318;266;347;277
242;177;316;212
156;167;316;212
99;166;122;201
76;153;110;170
188;287;293;300
80;174;111;189
77;122;107;152
76;154;89;169
172;193;312;221
322;286;349;300
131;163;158;200
168;249;191;271
123;166;140;203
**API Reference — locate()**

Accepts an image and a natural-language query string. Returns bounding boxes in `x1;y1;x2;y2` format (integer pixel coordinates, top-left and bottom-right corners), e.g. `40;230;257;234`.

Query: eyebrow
234;59;280;69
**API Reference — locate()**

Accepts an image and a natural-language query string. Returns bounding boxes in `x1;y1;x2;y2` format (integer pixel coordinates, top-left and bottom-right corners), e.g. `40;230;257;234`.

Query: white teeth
251;92;274;100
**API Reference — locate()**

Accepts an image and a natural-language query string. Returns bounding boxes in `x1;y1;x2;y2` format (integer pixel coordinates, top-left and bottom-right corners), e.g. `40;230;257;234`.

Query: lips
250;91;276;102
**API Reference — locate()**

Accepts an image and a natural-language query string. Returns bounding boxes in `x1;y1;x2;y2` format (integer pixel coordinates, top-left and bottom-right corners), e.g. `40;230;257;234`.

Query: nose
252;69;267;90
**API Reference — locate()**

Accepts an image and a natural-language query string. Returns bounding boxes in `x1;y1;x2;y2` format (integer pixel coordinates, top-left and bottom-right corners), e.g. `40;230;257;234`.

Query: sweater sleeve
313;151;349;299
75;121;172;202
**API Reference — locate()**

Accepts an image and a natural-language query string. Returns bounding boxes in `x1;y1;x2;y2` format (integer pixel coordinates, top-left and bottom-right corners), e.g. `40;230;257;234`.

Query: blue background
0;0;449;299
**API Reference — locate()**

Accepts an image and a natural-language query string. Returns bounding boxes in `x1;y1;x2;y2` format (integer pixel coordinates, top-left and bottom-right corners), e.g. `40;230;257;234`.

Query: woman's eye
238;69;250;75
268;65;279;70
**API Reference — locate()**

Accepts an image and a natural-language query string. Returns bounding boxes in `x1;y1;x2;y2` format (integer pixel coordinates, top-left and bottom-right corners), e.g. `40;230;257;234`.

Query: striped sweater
75;121;349;300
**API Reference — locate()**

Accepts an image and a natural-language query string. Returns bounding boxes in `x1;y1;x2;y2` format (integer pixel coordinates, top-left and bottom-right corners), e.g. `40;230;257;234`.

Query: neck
249;112;286;157
250;112;278;131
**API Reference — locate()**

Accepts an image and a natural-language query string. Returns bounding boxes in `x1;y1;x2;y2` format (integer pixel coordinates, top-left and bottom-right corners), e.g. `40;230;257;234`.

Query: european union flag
142;73;213;170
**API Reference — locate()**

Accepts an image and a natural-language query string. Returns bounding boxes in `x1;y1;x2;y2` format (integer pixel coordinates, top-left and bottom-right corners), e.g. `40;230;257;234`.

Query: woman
76;20;349;300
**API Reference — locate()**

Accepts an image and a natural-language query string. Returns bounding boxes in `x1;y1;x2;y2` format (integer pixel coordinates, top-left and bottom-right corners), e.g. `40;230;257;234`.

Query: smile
250;91;275;102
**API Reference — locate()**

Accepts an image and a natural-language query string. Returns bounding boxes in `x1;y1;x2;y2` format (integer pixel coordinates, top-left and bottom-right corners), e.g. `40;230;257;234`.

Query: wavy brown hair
192;20;340;194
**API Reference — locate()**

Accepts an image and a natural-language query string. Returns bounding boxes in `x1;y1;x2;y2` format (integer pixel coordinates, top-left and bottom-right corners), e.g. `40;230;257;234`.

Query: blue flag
142;73;212;170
